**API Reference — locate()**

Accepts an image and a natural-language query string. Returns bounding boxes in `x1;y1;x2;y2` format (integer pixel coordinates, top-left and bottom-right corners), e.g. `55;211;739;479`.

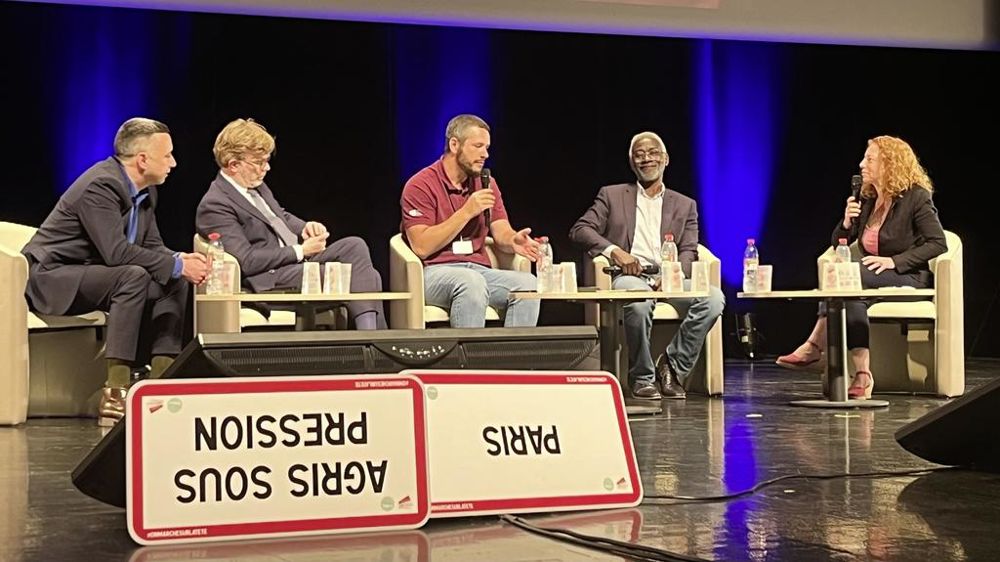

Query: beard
635;165;663;185
457;153;481;178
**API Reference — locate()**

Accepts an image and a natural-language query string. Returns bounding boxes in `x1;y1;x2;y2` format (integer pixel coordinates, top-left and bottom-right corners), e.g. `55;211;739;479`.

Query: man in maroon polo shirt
400;114;541;328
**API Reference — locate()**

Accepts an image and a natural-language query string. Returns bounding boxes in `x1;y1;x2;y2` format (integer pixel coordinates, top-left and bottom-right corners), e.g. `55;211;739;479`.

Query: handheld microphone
850;174;862;228
479;167;492;226
603;264;659;276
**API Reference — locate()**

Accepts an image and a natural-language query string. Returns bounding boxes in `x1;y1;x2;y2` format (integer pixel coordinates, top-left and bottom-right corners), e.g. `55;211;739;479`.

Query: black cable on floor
500;467;958;561
499;514;710;562
643;466;958;502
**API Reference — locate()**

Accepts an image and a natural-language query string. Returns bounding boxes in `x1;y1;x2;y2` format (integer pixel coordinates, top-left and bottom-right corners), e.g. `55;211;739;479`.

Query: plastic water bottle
660;233;678;263
660;233;678;288
205;232;227;295
743;238;759;292
835;238;852;263
536;236;554;292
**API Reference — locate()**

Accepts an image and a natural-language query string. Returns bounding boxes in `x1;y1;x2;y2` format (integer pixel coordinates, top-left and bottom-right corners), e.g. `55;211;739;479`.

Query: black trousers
819;267;931;350
60;265;189;363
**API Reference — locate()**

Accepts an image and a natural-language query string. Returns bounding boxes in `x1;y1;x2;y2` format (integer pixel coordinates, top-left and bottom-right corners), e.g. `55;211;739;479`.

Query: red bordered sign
126;375;429;544
405;370;642;517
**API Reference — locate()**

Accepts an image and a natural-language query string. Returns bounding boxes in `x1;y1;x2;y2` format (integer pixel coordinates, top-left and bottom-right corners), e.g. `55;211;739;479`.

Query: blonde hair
863;135;933;199
213;118;276;168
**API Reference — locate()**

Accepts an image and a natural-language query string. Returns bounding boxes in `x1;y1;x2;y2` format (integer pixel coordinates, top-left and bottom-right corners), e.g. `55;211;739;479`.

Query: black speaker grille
462;340;597;370
209;346;368;375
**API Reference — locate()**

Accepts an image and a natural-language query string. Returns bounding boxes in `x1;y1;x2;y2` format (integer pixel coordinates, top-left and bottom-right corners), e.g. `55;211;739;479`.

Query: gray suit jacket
22;157;176;314
195;173;307;292
569;183;700;277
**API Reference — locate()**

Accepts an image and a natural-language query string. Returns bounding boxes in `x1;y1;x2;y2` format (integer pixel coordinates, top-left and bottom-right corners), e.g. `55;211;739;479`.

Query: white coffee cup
756;265;773;293
558;262;578;293
690;261;710;293
323;262;352;294
301;261;321;294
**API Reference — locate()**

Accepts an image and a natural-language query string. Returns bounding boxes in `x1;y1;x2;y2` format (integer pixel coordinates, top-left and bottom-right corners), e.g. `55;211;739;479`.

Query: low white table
195;292;411;333
512;289;708;415
739;288;935;408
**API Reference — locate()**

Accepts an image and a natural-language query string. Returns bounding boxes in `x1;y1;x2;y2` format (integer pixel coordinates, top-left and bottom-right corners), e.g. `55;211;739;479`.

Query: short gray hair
443;114;490;153
628;131;667;158
114;118;170;158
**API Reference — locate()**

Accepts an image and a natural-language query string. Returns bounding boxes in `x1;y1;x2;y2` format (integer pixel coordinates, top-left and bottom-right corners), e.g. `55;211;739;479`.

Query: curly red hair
862;135;933;199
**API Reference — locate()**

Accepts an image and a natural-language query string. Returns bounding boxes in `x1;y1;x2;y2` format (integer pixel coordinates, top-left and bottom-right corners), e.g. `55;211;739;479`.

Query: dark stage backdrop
1;2;997;357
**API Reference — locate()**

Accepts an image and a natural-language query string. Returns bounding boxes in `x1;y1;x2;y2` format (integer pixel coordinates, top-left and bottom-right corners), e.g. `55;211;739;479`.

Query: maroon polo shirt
400;158;509;266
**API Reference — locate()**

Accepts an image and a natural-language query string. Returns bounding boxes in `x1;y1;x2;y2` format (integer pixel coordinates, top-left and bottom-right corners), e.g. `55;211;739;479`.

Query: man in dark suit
22;118;210;426
195;118;385;329
570;131;725;400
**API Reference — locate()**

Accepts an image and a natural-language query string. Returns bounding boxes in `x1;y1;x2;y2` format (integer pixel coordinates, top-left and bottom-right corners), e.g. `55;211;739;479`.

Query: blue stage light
53;9;158;193
694;40;785;286
392;26;491;180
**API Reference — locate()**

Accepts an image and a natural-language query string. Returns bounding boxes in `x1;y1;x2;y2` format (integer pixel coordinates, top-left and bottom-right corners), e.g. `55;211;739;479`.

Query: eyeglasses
632;149;665;161
241;156;271;169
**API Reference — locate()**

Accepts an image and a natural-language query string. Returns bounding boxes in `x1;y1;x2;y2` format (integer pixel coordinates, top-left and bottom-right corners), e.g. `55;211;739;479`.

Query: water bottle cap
747;238;755;245
208;232;221;241
664;233;674;242
838;238;848;245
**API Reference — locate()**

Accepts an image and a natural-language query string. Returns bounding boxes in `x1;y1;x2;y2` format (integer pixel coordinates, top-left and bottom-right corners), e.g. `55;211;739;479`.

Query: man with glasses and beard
195;118;386;330
570;132;725;400
400;114;540;328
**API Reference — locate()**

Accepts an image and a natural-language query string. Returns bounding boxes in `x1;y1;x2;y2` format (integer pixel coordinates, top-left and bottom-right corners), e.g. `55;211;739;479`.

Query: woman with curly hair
776;136;948;399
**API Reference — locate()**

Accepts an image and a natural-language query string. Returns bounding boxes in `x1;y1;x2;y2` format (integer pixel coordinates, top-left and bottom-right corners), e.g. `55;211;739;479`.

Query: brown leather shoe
632;382;662;400
655;354;686;399
98;385;128;427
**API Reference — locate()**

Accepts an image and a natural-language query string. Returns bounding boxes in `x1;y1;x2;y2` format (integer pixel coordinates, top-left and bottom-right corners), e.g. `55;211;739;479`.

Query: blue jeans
613;275;726;387
424;263;540;328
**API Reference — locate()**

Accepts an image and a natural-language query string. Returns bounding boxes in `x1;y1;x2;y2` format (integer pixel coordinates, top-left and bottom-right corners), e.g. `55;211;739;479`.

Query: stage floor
3;358;1000;561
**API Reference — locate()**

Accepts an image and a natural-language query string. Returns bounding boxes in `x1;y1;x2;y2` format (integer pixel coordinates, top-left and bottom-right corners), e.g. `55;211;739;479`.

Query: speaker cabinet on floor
72;326;600;507
896;375;1000;471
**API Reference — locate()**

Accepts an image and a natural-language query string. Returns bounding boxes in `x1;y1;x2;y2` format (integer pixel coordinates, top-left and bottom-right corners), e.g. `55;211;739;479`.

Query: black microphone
850;174;862;228
603;264;659;276
479;167;491;226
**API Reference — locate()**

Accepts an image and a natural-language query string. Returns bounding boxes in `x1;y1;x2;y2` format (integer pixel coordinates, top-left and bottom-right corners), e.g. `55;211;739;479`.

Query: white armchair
0;222;107;425
388;233;531;329
816;230;964;397
588;245;725;396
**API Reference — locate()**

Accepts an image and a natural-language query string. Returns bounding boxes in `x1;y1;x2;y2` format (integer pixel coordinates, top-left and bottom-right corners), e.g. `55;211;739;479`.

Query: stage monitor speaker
895;376;1000;471
72;326;600;507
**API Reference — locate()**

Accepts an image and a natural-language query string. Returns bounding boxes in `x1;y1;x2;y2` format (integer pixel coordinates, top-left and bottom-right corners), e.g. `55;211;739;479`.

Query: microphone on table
850;174;863;228
479;167;492;226
603;264;659;276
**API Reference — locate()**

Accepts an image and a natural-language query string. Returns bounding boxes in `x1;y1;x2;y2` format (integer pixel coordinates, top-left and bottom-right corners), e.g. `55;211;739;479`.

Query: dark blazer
832;185;947;280
569;183;700;277
21;157;176;315
195;173;307;292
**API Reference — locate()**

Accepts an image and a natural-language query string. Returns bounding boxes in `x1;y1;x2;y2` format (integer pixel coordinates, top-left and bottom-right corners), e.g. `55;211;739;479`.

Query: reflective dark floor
4;359;1000;561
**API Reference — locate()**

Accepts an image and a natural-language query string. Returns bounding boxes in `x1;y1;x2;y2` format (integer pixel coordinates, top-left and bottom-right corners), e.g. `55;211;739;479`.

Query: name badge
452;240;473;255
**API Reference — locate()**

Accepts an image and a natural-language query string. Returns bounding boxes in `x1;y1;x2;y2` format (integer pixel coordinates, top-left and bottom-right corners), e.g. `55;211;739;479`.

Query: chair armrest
696;245;722;288
0;242;29;424
389;234;427;329
592;255;612;290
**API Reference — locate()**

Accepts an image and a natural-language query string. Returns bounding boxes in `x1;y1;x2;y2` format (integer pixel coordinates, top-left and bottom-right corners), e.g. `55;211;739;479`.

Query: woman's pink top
862;224;880;255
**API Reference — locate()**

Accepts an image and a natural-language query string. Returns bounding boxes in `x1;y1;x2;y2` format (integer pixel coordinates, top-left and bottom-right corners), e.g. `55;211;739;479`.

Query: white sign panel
125;375;429;545
405;370;642;517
